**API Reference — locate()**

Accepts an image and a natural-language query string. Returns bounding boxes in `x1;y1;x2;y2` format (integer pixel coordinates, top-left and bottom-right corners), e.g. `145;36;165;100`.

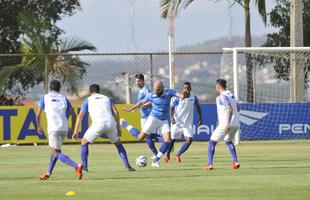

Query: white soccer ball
135;155;148;167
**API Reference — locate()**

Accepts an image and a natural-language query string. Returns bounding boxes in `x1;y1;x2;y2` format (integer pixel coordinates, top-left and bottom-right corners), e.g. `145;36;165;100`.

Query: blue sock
146;135;158;155
81;144;89;169
127;126;140;138
226;141;238;163
116;143;130;168
57;152;78;169
47;154;58;174
208;140;217;165
166;139;175;157
176;141;191;157
154;142;170;162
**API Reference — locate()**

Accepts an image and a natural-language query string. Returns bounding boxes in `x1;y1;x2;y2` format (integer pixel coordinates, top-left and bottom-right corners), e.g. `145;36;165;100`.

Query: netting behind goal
222;47;310;140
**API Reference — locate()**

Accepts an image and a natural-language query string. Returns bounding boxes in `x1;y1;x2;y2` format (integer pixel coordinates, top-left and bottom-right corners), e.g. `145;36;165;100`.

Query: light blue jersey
138;85;152;119
143;88;177;120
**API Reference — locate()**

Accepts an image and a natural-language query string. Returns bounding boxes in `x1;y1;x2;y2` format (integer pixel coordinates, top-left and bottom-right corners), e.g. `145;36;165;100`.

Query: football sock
176;141;191;157
154;142;170;162
127;126;140;138
166;139;176;157
208;140;217;165
146;135;158;155
47;154;58;174
116;143;130;168
57;152;78;169
81;144;89;169
226;141;238;163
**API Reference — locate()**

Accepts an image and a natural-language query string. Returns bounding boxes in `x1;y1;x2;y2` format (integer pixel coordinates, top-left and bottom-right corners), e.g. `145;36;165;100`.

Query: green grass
0;141;310;200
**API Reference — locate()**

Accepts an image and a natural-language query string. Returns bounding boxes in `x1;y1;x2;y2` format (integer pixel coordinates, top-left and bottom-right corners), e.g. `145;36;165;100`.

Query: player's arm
122;100;146;112
112;105;122;136
141;101;152;108
194;96;202;126
36;108;44;135
170;106;176;124
66;98;76;133
237;103;241;112
225;104;233;132
170;97;178;124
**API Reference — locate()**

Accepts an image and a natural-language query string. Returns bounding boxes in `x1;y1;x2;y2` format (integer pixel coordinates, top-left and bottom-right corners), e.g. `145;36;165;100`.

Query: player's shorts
142;116;170;135
171;124;193;139
84;121;119;144
48;131;67;149
141;117;147;130
210;126;239;142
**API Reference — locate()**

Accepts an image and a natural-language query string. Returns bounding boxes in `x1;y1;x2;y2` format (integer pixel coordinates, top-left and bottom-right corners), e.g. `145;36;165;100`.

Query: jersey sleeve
65;98;72;111
220;95;230;106
167;89;177;97
194;96;199;106
143;93;152;102
38;96;45;109
81;99;89;112
170;97;179;108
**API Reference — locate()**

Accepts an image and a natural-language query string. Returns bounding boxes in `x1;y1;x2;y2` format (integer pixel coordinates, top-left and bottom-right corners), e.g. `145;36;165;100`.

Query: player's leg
174;126;193;163
107;124;135;171
142;118;158;156
152;121;171;167
224;126;240;169
205;126;225;171
120;118;147;141
81;126;102;171
164;124;179;163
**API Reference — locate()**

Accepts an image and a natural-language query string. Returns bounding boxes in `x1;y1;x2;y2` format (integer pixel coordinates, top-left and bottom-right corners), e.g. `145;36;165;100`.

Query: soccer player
72;84;134;172
164;82;202;163
205;79;240;171
122;80;177;167
36;80;83;180
120;74;160;157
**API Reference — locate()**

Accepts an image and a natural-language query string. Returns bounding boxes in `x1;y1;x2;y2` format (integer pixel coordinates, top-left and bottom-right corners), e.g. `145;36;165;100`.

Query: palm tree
160;0;267;102
0;11;96;97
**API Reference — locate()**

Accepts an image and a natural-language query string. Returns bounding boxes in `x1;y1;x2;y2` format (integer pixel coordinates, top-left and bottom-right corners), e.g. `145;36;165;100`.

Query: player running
205;79;240;171
164;82;202;163
36;80;83;180
72;84;134;172
122;80;177;167
120;74;160;158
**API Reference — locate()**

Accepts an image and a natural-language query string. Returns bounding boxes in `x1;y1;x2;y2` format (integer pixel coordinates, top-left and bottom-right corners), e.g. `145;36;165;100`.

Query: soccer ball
135;155;148;167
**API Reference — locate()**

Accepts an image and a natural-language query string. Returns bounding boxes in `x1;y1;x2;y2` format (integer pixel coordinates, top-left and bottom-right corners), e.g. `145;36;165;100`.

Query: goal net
222;47;310;142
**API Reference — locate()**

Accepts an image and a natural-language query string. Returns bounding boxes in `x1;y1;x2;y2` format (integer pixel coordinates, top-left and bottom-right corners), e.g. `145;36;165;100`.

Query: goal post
222;47;310;144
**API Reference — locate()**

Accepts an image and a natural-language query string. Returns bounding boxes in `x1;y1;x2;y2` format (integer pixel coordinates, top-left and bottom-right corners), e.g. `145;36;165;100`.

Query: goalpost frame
223;47;310;145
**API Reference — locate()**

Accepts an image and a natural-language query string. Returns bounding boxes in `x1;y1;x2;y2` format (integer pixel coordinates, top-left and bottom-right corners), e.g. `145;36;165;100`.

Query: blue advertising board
192;103;310;141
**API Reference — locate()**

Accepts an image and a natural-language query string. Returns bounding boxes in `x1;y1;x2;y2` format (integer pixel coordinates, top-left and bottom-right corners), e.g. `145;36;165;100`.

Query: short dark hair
49;80;61;92
135;73;144;81
184;82;191;87
216;79;227;89
89;84;100;93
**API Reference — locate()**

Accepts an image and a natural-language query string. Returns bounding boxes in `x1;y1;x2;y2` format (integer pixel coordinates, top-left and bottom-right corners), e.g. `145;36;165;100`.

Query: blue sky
57;0;277;52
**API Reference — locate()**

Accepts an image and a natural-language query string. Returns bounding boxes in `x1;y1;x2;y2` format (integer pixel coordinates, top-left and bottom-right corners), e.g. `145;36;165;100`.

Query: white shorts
48;131;67;149
210;126;239;142
142;116;170;135
84;121;119;144
141;118;147;130
171;124;193;139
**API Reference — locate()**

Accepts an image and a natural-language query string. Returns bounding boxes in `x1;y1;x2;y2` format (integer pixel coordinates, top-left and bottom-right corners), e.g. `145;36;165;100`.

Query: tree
263;0;310;88
0;0;80;54
161;0;267;102
0;11;96;104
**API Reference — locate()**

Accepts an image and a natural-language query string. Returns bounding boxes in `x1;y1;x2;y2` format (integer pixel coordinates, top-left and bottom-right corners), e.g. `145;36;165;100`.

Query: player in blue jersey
122;80;177;167
164;82;202;163
120;74;160;157
205;79;240;171
72;84;134;172
36;80;83;180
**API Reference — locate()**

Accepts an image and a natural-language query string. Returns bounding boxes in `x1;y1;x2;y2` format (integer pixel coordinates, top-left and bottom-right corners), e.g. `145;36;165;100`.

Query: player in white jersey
164;82;202;163
72;84;134;171
205;79;240;171
36;80;83;180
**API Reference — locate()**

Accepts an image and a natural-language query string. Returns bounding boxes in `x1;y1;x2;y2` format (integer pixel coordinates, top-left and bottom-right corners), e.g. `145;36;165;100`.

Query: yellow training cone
66;191;77;196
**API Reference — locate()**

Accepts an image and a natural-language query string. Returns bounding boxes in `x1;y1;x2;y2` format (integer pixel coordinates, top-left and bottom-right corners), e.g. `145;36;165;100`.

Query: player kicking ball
72;84;135;172
36;80;83;180
164;82;202;163
205;79;240;171
122;80;177;167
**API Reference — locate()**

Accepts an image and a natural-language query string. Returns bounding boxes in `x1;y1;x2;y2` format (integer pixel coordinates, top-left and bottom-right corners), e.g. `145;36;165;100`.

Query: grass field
0;141;309;200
